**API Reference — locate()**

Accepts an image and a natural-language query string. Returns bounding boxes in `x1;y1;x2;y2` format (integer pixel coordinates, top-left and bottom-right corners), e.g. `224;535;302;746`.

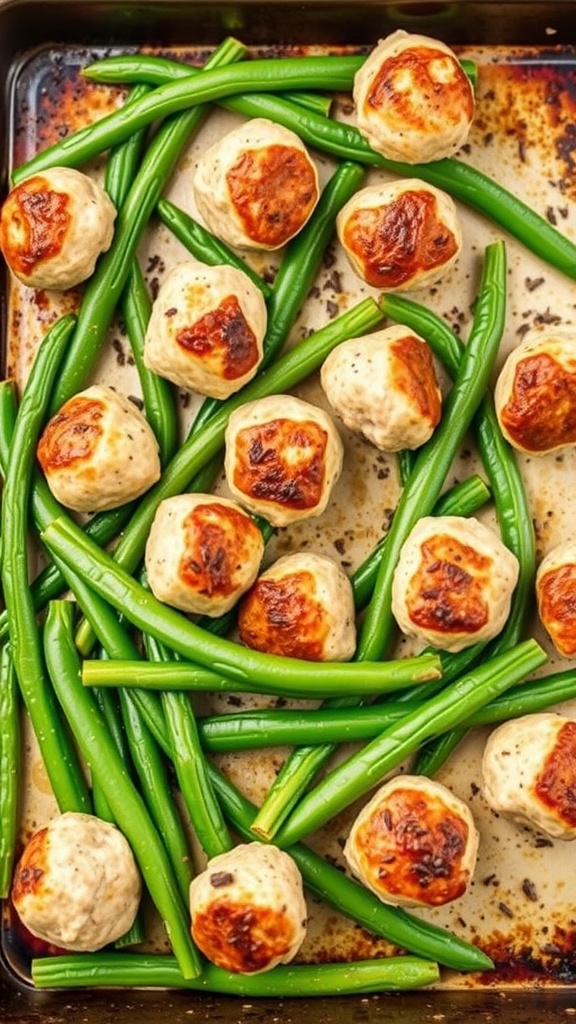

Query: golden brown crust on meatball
337;180;462;292
536;541;576;657
344;776;478;908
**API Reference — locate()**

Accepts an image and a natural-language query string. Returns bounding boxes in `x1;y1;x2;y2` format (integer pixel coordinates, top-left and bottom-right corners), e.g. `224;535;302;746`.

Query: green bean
45;39;247;415
277;639;547;847
104;82;152;204
77;55;576;280
12;56;363;185
122;261;180;466
31;951;440;995
80;647;441;702
0;645;19;898
358;241;507;662
71;295;384;660
156;198;272;299
187;159;366;437
143;631;232;861
119;690;194;905
209;763;493;973
0;315;91;814
42;600;200;979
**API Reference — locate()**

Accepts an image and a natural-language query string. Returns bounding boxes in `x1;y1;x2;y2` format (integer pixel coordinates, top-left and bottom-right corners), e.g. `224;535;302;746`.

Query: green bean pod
31;951;440;995
42;600;200;980
0;644;20;898
0;315;91;814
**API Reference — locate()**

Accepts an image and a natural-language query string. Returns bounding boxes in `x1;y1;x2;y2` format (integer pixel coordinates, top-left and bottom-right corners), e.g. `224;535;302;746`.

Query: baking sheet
2;8;576;1009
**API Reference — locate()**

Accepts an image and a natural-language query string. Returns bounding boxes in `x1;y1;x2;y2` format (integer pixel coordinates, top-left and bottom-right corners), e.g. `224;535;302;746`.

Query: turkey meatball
143;261;267;399
320;325;441;451
224;394;343;527
37;384;161;513
192;117;319;250
494;326;576;456
0;167;116;290
189;841;307;973
344;775;479;908
145;493;264;617
536;540;576;658
353;31;475;163
238;551;356;661
482;713;576;840
11;812;141;952
391;515;520;652
336;180;462;292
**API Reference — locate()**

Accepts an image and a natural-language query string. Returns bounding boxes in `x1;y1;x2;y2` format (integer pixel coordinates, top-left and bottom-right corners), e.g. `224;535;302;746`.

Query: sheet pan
3;0;576;1020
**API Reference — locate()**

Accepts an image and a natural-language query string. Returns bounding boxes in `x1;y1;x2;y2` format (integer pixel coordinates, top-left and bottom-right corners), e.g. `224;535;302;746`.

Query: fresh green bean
277;639;547;847
0;315;91;814
162;691;232;859
208;763;493;973
104;82;152;204
143;630;232;861
76;54;576;280
119;690;193;905
121;261;180;466
156;198;272;299
358;241;508;662
80;647;441;701
45;39;247;415
42;600;200;979
12;56;363;186
0;645;19;898
31;951;440;995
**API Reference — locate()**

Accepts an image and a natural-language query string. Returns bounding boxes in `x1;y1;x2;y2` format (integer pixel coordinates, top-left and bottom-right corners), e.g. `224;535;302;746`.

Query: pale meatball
337;180;462;292
37;384;161;513
536;540;576;658
494;326;576;456
353;31;475;163
143;261;267;399
344;775;479;908
145;493;264;617
391;515;520;652
0;167;116;290
224;394;344;527
11;812;141;952
482;713;576;839
193;117;319;251
320;326;441;451
189;841;307;973
238;551;356;661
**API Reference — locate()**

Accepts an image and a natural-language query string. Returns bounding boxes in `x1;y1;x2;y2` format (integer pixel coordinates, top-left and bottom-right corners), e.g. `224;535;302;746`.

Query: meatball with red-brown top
11;812;141;952
144;261;267;399
320;325;441;451
344;775;479;908
224;394;343;527
337;180;462;292
238;551;356;661
37;384;161;513
353;31;474;163
482;713;576;839
145;493;264;617
494;327;576;456
0;167;116;290
391;515;519;652
536;540;576;658
189;842;307;973
193;118;319;251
